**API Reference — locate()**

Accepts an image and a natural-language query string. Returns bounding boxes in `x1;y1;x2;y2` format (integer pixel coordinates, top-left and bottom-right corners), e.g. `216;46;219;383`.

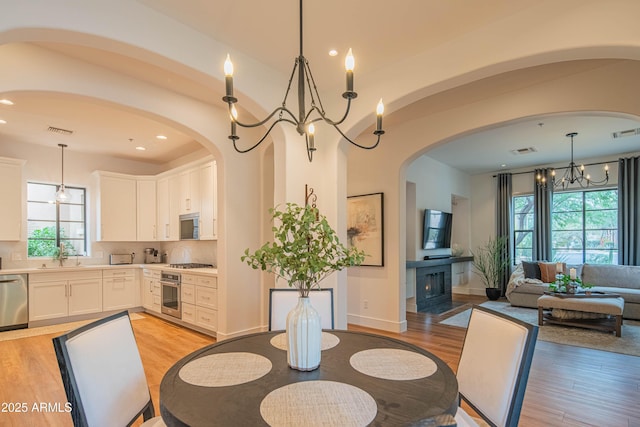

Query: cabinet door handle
69;284;72;297
65;284;68;297
165;224;170;239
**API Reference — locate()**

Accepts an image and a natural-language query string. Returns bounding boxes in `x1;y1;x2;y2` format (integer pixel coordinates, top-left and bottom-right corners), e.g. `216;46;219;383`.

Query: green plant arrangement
471;236;511;289
242;203;366;296
548;275;594;293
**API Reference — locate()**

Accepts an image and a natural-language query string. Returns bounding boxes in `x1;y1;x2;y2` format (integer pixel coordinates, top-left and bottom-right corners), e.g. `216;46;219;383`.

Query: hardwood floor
1;296;639;426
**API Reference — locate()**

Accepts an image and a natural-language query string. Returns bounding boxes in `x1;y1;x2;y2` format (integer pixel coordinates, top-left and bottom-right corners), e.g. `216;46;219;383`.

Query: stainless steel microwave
179;213;199;240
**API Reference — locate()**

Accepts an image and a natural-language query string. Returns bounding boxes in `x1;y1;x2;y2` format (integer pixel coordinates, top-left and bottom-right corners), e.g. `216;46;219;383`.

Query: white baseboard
347;313;407;333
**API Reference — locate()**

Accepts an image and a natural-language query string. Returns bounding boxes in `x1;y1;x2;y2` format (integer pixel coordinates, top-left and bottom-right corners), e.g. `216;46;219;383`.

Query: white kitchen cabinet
95;172;137;241
136;179;157;241
103;269;137;311
0;157;24;241
168;174;181;240
156;177;171;241
29;271;103;321
199;161;218;240
181;273;217;331
142;269;161;313
178;168;200;215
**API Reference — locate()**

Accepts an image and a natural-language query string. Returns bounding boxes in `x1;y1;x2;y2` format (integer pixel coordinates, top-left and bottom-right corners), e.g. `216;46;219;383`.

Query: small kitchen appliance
109;253;135;265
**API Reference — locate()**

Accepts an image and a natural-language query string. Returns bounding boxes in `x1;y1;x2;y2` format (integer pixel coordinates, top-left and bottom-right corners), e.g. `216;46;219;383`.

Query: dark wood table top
160;330;458;426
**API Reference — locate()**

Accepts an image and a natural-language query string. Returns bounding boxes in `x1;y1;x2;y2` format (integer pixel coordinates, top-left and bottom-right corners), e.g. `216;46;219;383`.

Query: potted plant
471;236;510;301
242;202;365;370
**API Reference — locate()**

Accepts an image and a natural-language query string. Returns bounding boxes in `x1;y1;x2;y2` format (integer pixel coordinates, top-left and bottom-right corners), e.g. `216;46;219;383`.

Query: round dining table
160;330;459;426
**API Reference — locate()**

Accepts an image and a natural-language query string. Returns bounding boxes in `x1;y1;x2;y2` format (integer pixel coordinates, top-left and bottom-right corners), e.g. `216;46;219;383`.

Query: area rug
440;301;640;357
0;312;145;342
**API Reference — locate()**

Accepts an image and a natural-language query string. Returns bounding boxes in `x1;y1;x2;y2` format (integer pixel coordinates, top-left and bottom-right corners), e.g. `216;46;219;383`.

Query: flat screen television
422;209;453;250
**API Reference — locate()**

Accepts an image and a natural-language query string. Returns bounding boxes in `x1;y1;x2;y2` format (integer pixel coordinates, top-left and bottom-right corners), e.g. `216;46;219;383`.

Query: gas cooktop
168;263;215;269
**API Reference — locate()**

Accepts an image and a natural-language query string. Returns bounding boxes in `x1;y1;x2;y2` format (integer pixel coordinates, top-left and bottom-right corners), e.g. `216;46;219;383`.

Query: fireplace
415;264;452;311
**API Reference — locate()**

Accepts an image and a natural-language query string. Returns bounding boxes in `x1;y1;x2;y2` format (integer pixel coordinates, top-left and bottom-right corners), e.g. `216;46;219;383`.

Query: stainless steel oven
160;271;181;319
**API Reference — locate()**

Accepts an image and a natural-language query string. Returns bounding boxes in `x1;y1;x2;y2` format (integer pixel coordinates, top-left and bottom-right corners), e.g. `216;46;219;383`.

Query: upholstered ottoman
537;294;625;337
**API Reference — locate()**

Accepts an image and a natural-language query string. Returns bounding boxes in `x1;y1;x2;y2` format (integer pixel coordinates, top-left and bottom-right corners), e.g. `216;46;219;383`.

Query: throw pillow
538;262;566;283
522;261;542;280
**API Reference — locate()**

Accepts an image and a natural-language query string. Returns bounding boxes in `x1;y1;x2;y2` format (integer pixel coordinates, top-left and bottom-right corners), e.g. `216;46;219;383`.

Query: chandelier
536;132;609;190
222;0;385;162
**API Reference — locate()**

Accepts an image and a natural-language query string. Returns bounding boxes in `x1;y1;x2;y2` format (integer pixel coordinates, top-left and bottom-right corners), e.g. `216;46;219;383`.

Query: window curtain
533;168;552;261
496;173;512;295
618;157;640;265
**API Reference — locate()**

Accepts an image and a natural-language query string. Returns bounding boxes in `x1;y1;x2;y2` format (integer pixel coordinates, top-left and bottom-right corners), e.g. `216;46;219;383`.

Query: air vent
612;128;640;138
47;126;74;136
510;147;537;155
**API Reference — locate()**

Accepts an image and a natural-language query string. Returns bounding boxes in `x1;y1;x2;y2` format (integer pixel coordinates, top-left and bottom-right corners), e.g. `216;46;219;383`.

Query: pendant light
55;143;68;202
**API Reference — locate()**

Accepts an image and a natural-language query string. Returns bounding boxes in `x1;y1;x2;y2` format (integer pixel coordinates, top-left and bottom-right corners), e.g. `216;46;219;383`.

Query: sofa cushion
582;264;640;289
522;261;541;280
539;262;565;283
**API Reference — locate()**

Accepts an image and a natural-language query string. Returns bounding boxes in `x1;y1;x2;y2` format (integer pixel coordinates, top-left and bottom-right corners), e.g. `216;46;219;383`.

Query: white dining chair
269;288;334;330
455;305;538;427
52;311;165;427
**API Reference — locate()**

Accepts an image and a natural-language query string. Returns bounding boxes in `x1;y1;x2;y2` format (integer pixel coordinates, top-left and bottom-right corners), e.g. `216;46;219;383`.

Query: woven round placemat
349;348;437;380
178;352;272;387
260;380;377;426
269;332;340;351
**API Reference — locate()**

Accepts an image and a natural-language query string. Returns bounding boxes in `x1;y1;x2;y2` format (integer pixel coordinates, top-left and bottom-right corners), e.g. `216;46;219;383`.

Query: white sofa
506;262;640;320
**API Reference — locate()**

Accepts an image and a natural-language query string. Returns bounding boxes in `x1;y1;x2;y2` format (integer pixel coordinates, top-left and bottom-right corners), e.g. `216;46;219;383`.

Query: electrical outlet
11;252;22;261
364;300;369;309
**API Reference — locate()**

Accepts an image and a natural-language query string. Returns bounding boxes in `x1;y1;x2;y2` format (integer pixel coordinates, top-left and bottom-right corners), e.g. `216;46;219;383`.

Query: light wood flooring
1;295;639;426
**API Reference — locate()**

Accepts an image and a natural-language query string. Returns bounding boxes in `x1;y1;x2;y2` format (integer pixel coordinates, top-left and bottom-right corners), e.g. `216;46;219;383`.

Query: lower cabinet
142;269;161;313
181;273;217;331
29;271;103;321
103;269;137;311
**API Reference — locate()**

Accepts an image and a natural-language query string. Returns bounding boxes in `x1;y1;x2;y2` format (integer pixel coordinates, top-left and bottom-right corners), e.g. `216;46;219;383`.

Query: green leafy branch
242;203;366;296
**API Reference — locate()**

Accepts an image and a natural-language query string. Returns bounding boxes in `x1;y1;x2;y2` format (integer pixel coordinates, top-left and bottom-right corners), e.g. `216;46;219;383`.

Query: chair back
52;311;155;427
269;288;334;330
456;305;538;427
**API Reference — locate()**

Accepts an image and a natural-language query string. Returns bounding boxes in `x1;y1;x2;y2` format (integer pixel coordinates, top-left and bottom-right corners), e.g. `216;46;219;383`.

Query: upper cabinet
0;157;24;241
178;168;201;215
199;161;218;240
95;172;137;242
94;157;217;242
136;178;157;241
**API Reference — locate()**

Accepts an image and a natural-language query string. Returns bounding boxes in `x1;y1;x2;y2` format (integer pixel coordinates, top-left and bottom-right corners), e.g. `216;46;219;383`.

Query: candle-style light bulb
224;54;234;98
308;123;315;150
551;169;556;177
376;99;384;131
345;48;354;92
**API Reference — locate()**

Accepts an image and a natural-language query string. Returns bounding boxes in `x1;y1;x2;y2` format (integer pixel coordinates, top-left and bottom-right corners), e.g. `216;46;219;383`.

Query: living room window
27;182;87;258
513;194;534;264
552;189;618;265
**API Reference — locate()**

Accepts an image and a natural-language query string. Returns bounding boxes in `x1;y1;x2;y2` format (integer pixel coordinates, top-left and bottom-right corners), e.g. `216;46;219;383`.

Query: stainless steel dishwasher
0;274;28;331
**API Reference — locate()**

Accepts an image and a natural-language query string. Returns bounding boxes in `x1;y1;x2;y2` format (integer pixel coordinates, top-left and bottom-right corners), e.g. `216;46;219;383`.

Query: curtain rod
492;159;612;178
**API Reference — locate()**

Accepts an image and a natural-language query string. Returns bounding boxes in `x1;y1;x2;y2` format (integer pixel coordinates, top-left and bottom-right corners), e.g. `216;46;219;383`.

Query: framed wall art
347;192;384;266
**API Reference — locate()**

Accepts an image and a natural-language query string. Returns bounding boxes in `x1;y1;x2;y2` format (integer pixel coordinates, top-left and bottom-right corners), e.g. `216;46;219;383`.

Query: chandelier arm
231;118;298;153
331;123;384;150
309;99;353;127
230;104;298;129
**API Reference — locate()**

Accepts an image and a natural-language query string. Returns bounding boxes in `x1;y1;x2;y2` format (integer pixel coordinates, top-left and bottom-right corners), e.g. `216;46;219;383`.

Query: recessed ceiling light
0;99;14;105
0;119;6;124
328;49;338;57
156;135;167;140
135;146;146;151
501;164;507;168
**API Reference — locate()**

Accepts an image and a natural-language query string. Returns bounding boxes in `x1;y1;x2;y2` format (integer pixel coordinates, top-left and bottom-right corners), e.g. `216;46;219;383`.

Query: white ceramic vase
286;296;322;371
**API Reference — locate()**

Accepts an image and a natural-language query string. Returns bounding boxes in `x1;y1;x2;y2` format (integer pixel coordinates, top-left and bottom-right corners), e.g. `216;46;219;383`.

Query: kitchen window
27;182;87;258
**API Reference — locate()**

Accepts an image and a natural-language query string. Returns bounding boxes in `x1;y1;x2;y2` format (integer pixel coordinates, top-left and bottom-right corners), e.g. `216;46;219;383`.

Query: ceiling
0;0;639;172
